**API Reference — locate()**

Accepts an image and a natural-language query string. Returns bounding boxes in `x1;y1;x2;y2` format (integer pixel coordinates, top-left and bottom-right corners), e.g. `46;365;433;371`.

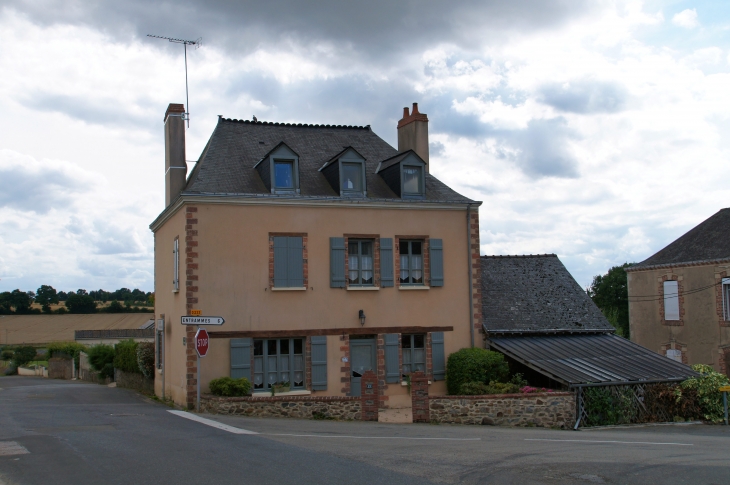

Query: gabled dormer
375;150;426;199
254;142;300;194
318;147;367;197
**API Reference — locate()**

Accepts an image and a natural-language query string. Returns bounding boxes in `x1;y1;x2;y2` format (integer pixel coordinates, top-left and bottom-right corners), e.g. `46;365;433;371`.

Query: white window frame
173;238;179;293
722;278;730;321
663;280;679;321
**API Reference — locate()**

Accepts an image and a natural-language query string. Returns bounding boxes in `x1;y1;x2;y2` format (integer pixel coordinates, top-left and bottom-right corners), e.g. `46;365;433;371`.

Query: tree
3;290;33;313
35;285;59;313
587;263;633;338
65;292;97;314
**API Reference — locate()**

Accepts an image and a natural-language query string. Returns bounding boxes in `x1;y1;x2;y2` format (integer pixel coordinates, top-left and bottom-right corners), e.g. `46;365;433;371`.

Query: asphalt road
0;376;728;485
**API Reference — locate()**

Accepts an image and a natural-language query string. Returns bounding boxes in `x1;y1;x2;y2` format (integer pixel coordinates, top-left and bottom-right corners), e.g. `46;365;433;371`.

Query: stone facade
201;395;361;420
429;392;575;428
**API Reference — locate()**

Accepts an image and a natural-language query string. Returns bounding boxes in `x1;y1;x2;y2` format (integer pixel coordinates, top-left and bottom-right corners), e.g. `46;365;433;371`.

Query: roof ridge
218;117;371;130
481;254;557;259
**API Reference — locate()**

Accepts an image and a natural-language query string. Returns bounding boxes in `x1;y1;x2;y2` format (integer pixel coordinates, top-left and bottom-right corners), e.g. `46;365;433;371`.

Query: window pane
254;356;264;389
361;242;373;285
399;240;408;255
348;241;359;284
293;338;303;355
280;339;290;355
400;254;409;283
414;334;425;348
268;339;278;356
342;163;362;191
402;335;412;349
274;161;294;188
253;340;263;356
403;166;422;194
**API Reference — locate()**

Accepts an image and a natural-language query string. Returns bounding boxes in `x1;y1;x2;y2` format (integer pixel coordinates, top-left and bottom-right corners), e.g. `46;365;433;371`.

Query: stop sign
195;328;210;358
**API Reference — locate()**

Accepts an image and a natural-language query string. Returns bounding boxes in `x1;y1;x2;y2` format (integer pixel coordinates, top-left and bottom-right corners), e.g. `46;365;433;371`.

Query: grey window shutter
664;281;680;320
288;236;304;287
273;236;289;287
310;336;327;390
380;238;394;287
431;332;445;381
385;333;400;383
231;338;252;381
330;237;346;288
430;238;444;287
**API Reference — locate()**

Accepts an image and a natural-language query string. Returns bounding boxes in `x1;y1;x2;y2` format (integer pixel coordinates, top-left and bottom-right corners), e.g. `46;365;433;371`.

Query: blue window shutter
380;238;394;287
231;338;252;381
288;236;304;287
330;237;346;288
310;336;327;390
385;333;400;383
273;236;289;287
431;332;445;381
430;238;444;287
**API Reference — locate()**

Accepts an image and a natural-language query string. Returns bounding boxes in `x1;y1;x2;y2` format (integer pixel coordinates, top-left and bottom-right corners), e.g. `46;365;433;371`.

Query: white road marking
168;411;480;440
167;411;259;434
0;441;30;456
525;438;693;446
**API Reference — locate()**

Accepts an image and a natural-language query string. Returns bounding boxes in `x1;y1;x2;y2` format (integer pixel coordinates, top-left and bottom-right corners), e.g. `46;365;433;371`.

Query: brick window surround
343;235;381;287
715;270;730;327
659;274;684;326
268;233;308;289
394;236;430;287
719;345;730;378
660;339;688;365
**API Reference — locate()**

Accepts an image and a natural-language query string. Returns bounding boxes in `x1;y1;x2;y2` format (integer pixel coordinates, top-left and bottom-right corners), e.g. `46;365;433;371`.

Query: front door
350;338;375;397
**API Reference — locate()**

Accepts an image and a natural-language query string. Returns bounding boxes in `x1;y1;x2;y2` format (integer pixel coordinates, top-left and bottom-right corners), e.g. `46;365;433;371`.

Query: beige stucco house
627;209;730;376
151;103;482;408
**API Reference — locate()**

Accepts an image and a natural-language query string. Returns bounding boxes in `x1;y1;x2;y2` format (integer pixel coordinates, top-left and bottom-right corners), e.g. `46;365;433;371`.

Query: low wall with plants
429;392;575;428
201;395;362;420
115;368;154;393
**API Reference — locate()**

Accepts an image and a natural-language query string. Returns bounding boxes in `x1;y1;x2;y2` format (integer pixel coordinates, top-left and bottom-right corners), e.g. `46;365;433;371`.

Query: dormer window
254;142;300;194
376;150;426;199
402;165;423;196
319;147;367;197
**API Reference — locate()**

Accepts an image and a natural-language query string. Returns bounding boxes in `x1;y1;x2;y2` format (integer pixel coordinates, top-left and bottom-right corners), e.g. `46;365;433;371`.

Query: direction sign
181;316;225;325
195;328;209;358
720;386;730;392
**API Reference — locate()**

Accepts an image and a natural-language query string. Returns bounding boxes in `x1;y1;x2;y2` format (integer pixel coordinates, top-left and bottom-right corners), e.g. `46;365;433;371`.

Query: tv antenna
147;35;202;127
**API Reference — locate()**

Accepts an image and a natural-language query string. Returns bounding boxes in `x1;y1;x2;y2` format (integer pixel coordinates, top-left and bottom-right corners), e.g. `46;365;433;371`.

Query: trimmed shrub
87;344;115;372
209;377;252;397
458;381;521;395
12;346;37;366
46;341;87;369
446;348;510;395
114;340;140;374
136;342;155;378
679;364;730;423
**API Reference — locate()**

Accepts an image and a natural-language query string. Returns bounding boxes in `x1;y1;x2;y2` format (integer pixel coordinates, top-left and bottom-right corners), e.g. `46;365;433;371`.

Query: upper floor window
254;142;300;194
274;160;295;189
348;240;374;286
400;240;423;285
341;162;363;193
272;236;305;288
722;278;730;321
402;165;423;196
664;280;679;321
319;147;367;197
375;151;426;199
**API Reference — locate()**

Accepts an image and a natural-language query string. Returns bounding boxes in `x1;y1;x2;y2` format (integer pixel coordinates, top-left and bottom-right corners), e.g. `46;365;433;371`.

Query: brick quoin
339;335;351;394
184;205;199;409
470;211;482;335
716;270;729;328
360;370;378;421
410;371;430;423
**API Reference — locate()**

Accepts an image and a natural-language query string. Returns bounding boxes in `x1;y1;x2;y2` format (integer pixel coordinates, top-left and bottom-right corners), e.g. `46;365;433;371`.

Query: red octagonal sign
195;328;210;358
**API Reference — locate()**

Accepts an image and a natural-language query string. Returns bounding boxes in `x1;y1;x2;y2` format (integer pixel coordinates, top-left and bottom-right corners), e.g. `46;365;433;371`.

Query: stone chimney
164;103;187;207
397;102;429;172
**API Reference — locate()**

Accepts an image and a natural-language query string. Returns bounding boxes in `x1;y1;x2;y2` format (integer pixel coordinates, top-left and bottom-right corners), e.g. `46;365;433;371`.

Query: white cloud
672;9;699;29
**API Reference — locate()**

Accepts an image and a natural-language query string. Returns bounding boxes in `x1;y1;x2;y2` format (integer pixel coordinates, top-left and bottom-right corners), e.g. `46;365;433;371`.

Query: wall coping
201;394;359;403
431;392;573;400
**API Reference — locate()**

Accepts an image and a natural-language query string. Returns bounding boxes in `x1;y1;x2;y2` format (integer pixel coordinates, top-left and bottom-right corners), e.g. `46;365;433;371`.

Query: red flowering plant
520;386;554;394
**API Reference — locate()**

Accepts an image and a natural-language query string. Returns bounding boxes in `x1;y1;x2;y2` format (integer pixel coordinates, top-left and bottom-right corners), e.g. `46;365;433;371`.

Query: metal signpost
720;385;730;426
182;314;224;412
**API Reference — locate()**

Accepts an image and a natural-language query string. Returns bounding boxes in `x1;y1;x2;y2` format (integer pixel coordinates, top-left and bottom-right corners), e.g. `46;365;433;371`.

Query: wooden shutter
380;238;394;287
310;336;327;390
273;236;289;287
330;237;346;288
430;238;444;287
231;338;252;380
431;332;445;381
663;281;679;320
384;333;400;383
287;236;304;287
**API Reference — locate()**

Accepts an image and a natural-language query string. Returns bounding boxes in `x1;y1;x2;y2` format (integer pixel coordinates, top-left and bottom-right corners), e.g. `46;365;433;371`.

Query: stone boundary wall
48;357;73;380
114;369;154;393
429;392;575;428
201;395;361;420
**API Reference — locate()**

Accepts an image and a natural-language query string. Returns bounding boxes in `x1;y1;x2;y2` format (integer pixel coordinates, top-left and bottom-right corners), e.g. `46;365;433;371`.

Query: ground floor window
402;334;426;377
253;338;305;391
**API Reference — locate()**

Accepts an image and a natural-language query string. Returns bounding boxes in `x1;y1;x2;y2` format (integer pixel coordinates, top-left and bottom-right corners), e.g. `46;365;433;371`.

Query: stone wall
201;395;361;420
48;357;73;380
429;392;575;428
114;369;154;393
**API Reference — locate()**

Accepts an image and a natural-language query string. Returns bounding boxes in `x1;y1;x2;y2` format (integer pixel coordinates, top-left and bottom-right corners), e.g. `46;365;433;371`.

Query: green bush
12;346;37;366
1;349;14;361
446;348;510;395
209;377;252;397
679;364;730;423
47;342;87;369
87;344;115;372
114;340;141;374
136;342;155;378
100;363;115;379
458;381;521;395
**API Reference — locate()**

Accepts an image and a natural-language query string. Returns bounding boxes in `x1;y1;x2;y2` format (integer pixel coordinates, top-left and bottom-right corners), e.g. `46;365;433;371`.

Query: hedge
114;340;141;374
445;348;510;395
209;377;252;397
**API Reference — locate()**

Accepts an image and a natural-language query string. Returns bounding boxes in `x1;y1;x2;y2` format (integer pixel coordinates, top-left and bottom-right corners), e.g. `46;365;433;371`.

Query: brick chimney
397;102;429;172
164;103;187;207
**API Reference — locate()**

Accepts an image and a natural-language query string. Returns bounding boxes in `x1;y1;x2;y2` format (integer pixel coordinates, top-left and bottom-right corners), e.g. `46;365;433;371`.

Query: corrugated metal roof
487;334;698;386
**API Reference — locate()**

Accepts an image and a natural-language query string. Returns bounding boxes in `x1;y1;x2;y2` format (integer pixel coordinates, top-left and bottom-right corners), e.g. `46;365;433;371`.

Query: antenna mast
148;35;202;128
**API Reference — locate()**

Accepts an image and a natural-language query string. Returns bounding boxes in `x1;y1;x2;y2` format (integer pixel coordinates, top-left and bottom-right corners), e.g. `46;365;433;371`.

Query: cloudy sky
1;0;729;293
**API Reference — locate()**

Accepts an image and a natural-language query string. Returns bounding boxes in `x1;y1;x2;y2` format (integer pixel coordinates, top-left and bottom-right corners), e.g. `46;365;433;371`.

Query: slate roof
481;254;613;334
182;118;473;204
630;208;730;270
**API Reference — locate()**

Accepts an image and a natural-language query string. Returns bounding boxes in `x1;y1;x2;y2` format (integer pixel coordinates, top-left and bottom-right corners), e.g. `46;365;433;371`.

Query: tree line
0;285;154;315
587;263;632;338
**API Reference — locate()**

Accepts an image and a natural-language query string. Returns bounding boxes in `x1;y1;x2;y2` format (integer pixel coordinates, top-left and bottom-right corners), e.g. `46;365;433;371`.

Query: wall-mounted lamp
358;309;366;327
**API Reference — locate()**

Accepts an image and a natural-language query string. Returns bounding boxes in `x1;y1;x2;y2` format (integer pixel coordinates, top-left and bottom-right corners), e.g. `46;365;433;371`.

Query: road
0;376;728;484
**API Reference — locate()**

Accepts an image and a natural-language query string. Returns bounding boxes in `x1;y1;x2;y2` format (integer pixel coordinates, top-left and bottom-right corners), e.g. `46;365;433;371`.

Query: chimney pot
403;107;410;118
412;102;419;115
